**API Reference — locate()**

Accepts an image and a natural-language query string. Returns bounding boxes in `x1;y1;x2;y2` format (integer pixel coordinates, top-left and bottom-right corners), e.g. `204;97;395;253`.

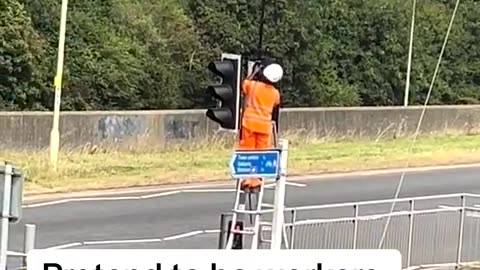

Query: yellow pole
50;0;69;172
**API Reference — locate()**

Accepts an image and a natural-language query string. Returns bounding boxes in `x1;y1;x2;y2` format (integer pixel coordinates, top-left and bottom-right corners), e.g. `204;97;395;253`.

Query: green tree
0;0;46;110
21;0;208;110
2;0;479;110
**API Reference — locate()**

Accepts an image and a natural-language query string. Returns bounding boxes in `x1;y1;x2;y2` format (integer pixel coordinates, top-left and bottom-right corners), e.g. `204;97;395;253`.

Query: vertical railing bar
407;199;415;268
457;195;466;265
22;224;36;267
218;213;226;249
289;209;296;249
353;204;359;249
476;213;480;260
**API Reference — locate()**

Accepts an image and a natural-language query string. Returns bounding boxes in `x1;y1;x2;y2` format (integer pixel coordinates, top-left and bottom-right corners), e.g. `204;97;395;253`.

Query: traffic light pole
0;164;12;270
271;139;289;250
257;0;266;59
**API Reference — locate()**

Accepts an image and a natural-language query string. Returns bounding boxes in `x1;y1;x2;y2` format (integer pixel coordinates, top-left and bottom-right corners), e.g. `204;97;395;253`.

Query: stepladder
223;122;290;250
224;177;289;249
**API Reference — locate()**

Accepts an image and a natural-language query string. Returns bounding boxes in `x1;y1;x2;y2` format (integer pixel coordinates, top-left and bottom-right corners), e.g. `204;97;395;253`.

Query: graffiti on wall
165;119;200;140
96;115;146;142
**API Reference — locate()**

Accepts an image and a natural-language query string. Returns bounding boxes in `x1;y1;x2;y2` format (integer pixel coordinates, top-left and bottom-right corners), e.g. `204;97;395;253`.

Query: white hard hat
262;63;283;83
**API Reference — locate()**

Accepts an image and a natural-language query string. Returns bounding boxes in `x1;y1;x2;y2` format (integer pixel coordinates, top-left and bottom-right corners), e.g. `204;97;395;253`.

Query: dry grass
2;133;480;195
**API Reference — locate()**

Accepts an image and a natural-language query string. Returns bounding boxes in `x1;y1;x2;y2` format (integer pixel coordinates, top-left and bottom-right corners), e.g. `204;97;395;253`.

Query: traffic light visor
208;61;234;79
206;108;233;129
206;85;233;101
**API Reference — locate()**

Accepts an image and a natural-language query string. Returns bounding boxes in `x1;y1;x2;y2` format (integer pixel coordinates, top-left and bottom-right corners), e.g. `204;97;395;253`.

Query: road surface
5;165;480;268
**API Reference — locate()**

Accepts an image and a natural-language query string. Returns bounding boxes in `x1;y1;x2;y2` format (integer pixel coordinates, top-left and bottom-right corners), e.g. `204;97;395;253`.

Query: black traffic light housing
205;53;242;131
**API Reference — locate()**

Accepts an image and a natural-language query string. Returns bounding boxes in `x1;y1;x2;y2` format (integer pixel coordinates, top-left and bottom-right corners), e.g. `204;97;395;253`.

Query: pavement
5;164;480;269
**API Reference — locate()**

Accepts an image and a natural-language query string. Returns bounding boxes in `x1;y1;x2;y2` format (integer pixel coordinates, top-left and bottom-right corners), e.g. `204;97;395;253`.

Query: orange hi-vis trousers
238;126;272;150
237;126;273;190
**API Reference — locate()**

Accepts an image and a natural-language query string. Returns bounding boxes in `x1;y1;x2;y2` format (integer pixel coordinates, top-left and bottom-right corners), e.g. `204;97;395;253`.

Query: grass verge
2;133;480;195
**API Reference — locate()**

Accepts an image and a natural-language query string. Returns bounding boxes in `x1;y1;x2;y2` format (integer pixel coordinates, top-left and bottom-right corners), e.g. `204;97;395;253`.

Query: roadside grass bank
2;133;480;195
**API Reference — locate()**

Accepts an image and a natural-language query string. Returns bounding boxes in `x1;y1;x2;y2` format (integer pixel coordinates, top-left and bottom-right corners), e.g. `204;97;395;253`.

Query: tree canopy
1;0;479;111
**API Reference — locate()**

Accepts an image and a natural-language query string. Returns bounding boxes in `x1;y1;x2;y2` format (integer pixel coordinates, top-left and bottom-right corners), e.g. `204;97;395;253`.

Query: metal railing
219;192;480;269
8;193;480;270
5;224;36;270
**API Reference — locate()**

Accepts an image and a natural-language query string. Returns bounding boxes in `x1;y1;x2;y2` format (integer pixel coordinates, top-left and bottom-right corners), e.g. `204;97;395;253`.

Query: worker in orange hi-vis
238;62;283;192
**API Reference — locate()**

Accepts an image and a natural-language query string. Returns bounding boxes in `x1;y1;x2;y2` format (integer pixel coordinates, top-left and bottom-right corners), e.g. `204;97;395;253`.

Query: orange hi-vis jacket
241;79;281;135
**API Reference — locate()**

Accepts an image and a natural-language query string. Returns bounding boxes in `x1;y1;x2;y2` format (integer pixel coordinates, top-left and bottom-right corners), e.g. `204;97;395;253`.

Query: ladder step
261;203;275;208
232;209;263;215
230;228;256;235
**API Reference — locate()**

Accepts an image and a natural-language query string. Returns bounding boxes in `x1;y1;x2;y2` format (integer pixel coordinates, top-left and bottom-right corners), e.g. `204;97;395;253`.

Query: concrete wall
1;105;480;151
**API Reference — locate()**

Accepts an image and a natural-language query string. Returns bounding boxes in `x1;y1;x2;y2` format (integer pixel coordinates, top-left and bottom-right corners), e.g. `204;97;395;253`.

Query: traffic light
205;53;242;131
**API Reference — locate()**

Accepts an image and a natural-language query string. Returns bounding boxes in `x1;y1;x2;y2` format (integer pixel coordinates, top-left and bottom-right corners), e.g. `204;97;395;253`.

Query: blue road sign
229;150;280;179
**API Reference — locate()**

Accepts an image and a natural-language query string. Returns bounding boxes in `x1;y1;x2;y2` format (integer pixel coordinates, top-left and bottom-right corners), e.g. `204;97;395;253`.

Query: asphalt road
5;165;480;269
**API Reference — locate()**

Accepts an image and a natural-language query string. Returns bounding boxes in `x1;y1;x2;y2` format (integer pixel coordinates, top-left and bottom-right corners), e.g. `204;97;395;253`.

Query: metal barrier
219;192;480;269
8;193;480;269
4;224;36;270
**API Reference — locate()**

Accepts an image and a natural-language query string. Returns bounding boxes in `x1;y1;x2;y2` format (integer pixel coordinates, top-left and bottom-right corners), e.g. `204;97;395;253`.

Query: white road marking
23;182;305;209
43;229;219;249
182;189;236;193
24;189;229;208
83;239;163;245
265;181;306;189
25;183;235;202
162;230;204;241
285;181;307;187
23;162;480;208
24;196;140;208
287;162;480;182
139;191;181;199
438;205;457;209
204;229;220;233
24;199;72;208
46;242;83;249
24;162;480;209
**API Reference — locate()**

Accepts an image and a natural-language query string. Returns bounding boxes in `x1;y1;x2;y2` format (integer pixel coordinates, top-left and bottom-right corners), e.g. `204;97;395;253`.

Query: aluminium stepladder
224;122;290;250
